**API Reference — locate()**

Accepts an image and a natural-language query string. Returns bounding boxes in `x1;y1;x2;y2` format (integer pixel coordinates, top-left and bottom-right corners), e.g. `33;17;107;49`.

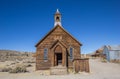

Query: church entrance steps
50;65;67;75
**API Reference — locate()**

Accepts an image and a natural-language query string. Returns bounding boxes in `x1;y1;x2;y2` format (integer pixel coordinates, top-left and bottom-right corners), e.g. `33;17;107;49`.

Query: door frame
50;41;67;67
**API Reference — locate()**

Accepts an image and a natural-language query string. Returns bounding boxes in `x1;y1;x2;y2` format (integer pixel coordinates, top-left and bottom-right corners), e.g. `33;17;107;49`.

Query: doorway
56;53;62;65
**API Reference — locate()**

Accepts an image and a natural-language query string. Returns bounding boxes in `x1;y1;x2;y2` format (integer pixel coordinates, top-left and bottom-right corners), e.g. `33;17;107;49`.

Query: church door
56;53;62;65
51;42;67;67
54;45;63;66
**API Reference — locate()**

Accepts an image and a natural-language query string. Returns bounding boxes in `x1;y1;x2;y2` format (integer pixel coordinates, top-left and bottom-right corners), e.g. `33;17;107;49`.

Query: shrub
27;61;35;63
26;64;32;67
9;65;27;73
101;58;107;63
1;67;12;72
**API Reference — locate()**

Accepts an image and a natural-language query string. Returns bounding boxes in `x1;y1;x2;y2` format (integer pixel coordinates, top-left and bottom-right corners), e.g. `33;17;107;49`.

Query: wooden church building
35;9;89;74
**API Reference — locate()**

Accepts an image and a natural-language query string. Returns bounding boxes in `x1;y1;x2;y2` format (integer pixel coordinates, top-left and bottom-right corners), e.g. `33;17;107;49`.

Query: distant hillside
0;50;35;62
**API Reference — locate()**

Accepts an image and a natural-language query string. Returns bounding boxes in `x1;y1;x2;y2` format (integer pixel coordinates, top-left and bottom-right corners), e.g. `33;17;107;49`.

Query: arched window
70;47;73;59
44;48;48;60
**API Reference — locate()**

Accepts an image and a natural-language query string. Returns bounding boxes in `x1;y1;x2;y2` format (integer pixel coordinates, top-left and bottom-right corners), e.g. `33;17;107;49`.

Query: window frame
44;48;48;60
69;47;74;60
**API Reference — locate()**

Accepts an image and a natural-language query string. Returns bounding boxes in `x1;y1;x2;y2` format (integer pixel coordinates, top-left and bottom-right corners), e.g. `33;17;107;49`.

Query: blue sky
0;0;120;53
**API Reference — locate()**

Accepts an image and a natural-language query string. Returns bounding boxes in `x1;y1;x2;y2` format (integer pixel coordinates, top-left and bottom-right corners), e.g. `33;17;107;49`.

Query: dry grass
0;57;120;79
0;67;12;72
9;64;27;73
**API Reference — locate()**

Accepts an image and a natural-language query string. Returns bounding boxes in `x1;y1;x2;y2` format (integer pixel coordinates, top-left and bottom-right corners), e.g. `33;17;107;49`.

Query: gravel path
0;59;120;79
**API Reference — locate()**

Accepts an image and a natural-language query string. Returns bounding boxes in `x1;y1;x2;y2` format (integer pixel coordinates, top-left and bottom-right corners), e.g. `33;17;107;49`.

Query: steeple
54;9;62;27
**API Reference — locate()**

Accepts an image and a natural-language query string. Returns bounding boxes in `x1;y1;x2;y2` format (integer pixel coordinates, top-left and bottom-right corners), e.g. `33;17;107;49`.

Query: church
35;9;89;74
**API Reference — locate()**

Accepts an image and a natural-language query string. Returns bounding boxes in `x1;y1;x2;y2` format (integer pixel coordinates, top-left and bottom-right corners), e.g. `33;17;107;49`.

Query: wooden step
50;65;67;75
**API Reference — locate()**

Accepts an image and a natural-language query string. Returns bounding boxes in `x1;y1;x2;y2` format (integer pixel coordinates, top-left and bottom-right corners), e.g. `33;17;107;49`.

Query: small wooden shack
35;9;90;74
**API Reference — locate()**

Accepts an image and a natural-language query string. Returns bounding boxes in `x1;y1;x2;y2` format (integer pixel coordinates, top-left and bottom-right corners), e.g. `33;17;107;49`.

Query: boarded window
70;47;73;59
44;48;48;60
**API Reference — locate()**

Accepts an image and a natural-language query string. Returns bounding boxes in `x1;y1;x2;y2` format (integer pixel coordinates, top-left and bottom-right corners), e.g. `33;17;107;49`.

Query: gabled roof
104;45;120;51
35;25;82;47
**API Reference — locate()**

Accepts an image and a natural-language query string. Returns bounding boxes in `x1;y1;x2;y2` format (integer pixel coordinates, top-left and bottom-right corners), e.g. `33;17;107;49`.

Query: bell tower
54;9;62;27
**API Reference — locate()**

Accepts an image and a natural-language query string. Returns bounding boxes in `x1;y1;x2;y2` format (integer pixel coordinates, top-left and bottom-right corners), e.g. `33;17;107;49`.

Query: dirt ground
0;59;120;79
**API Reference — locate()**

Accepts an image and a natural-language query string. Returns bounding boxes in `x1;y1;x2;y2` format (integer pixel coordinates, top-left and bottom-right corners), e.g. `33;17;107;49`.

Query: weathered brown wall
74;58;90;73
36;26;81;70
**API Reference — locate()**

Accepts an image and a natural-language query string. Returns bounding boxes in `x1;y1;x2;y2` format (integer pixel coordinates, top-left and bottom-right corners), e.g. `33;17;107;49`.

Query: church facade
35;9;89;74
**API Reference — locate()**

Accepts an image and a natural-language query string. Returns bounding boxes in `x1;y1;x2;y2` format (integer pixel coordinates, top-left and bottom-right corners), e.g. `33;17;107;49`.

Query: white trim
54;22;62;27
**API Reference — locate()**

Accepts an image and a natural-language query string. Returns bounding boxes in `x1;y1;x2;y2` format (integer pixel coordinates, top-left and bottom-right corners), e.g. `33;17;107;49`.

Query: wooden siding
74;58;90;73
35;25;89;73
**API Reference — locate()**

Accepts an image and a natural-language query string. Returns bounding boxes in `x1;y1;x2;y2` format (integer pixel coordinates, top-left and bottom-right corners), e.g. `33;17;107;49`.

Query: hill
0;50;35;62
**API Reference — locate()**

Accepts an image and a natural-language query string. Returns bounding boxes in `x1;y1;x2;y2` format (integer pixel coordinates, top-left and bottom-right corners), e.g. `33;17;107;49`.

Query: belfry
54;9;62;27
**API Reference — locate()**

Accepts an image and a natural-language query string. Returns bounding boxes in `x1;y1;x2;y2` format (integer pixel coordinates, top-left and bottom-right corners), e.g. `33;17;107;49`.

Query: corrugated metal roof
106;45;120;50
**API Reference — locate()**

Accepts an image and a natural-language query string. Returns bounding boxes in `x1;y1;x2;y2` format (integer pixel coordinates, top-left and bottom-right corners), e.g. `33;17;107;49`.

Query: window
44;48;48;60
70;47;73;59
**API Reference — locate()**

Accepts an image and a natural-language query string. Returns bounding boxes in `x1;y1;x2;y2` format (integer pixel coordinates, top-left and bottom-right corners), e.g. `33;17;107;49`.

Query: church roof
35;25;82;47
